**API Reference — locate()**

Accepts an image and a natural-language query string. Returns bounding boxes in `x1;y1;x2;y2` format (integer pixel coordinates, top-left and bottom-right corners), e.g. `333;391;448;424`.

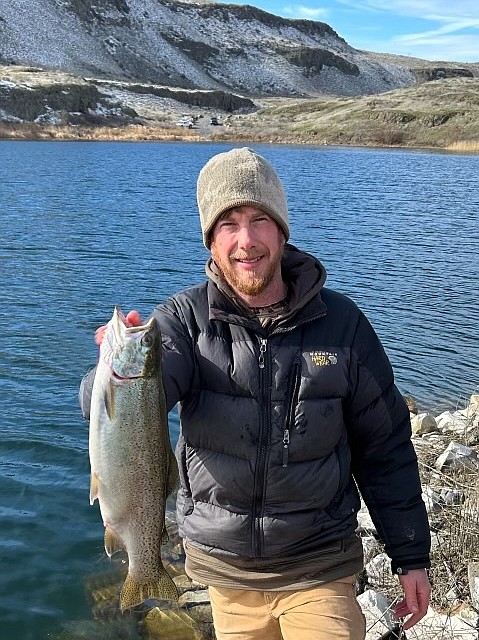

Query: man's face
210;206;285;301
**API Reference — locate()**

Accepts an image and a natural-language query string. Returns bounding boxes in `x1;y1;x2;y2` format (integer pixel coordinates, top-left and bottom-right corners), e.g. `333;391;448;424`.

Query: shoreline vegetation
1;76;479;153
1;120;478;154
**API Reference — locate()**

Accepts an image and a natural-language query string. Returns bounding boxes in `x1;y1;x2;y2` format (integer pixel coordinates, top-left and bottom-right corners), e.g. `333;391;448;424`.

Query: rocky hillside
1;0;478;147
0;0;477;100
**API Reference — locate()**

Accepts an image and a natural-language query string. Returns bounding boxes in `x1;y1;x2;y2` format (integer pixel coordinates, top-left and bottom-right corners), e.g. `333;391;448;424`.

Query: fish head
100;307;161;380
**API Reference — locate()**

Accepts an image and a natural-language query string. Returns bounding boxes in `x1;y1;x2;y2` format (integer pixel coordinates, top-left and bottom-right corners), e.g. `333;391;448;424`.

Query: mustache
229;251;264;260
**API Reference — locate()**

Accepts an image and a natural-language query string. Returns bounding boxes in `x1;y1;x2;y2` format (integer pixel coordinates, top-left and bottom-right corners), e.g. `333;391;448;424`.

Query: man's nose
236;224;256;249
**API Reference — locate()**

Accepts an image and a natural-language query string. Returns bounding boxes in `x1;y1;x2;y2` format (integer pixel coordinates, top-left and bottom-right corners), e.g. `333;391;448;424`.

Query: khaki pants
209;575;366;640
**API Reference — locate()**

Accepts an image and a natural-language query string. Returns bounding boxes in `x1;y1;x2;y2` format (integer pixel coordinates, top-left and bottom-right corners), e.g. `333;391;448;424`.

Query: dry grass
2;77;479;152
445;140;479;153
358;416;479;639
0;122;205;142
251;77;479;152
415;439;479;613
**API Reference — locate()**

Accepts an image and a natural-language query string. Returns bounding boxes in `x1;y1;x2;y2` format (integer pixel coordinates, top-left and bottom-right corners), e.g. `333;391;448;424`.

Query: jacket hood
205;244;327;329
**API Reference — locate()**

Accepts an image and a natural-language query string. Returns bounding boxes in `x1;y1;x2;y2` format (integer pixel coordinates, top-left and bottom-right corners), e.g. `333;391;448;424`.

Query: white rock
439;487;464;505
406;606;479;639
444;586;461;605
469;394;479;407
411;412;437;435
468;562;479;609
465;396;479;428
357;501;376;534
357;589;395;639
435;441;479;471
422;485;442;513
429;531;444;552
435;410;468;434
365;553;392;588
361;535;380;564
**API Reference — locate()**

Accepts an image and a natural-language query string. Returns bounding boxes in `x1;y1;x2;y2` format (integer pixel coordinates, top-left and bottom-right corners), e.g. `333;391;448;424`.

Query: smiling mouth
232;254;263;264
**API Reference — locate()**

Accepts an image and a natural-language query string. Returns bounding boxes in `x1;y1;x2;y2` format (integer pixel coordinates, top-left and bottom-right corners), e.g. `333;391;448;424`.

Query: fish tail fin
120;568;179;611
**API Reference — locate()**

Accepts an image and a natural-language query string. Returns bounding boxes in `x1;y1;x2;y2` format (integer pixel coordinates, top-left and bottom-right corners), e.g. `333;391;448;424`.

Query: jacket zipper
258;337;267;369
253;336;270;556
283;362;301;468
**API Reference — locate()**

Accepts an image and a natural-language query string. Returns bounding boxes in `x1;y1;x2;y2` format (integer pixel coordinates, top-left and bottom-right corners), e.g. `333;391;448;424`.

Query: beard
211;245;284;298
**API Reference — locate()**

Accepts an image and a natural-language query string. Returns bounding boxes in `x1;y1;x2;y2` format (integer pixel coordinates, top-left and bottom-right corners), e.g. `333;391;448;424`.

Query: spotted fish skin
89;307;179;611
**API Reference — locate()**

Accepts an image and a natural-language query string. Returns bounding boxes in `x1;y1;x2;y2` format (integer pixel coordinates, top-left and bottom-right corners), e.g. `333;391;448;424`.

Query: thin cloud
397;18;479;38
336;1;479;21
384;32;479;60
335;0;479;60
283;4;331;19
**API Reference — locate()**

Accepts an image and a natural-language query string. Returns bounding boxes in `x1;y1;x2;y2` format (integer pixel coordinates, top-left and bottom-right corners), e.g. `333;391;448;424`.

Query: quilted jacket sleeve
346;310;431;572
153;297;197;413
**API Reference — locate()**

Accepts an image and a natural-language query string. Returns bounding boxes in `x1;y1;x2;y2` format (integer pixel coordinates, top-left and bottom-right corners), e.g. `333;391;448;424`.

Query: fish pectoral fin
120;568;179;611
161;524;169;545
89;473;100;505
104;526;125;557
104;383;115;421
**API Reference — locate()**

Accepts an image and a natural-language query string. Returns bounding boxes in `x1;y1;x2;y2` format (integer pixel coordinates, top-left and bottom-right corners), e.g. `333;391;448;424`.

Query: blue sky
232;0;479;63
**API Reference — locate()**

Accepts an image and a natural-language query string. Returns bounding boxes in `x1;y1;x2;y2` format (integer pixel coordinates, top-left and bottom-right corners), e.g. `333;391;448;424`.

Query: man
81;147;431;639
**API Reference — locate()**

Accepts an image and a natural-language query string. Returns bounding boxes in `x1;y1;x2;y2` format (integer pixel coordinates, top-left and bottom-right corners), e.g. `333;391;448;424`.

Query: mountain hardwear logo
309;351;338;366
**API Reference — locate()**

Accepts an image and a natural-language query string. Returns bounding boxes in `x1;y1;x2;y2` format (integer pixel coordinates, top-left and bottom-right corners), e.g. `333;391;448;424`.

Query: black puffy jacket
155;245;430;572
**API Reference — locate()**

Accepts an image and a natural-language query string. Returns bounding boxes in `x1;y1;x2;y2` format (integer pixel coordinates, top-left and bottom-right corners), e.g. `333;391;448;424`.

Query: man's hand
94;310;143;346
394;568;431;630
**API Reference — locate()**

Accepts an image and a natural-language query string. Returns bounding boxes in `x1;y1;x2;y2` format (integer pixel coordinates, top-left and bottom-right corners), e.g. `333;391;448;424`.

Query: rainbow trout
89;307;179;610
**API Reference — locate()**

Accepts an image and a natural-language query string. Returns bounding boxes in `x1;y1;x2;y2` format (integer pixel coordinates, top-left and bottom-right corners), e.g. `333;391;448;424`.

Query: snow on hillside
0;0;417;97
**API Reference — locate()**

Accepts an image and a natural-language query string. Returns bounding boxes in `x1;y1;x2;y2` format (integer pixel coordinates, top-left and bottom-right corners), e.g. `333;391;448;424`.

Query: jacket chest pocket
284;395;345;464
282;362;302;467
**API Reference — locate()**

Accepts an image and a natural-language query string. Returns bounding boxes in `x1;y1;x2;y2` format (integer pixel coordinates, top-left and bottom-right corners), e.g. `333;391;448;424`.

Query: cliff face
1;0;477;127
0;0;419;98
0;65;256;125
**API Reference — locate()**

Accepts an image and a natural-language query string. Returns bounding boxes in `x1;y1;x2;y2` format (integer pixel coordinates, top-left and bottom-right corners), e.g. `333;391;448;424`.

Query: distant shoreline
1;122;478;154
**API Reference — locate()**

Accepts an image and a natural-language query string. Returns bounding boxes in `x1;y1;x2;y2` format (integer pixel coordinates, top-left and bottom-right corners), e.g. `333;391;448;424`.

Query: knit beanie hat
197;147;290;248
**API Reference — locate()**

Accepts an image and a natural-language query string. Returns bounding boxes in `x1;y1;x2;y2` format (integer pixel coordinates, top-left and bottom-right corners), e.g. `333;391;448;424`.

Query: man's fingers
94;311;143;346
125;310;142;327
94;325;107;346
395;569;431;631
402;611;422;630
394;599;420;630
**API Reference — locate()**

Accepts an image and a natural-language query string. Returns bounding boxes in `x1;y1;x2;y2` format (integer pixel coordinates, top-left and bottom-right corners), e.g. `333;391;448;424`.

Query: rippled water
0;141;478;638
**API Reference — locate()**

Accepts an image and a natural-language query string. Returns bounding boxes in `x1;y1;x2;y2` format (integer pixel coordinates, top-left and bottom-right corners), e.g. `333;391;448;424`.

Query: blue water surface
0;141;478;638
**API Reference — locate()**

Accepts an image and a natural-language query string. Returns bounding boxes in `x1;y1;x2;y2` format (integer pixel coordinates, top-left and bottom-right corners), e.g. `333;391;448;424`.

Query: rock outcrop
0;0;477;101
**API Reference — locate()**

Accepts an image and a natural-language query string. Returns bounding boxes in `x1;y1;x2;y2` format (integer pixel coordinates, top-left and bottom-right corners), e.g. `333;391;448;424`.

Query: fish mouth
110;365;147;382
111;370;135;381
112;307;156;336
125;318;155;333
106;308;158;380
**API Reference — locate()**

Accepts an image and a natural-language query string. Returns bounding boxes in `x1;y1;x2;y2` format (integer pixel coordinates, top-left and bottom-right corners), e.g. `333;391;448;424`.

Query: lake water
0;140;478;638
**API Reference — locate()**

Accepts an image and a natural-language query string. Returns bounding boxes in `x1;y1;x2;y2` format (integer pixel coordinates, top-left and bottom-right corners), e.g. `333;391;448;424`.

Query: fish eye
141;333;153;347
